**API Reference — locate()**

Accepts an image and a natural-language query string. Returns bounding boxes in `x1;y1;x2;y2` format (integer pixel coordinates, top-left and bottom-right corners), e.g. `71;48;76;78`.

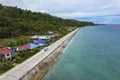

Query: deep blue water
42;25;120;80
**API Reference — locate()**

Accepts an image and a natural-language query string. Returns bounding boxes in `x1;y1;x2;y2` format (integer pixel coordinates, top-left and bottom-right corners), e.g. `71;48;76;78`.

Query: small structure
49;34;55;38
55;33;61;37
50;35;55;38
39;36;52;42
18;44;29;51
34;39;46;46
0;48;12;60
48;31;54;35
10;47;19;56
48;31;55;38
30;35;39;40
18;43;38;51
29;43;38;49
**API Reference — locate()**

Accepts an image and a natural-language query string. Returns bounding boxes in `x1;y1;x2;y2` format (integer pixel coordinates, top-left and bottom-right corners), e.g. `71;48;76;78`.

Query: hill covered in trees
0;4;94;38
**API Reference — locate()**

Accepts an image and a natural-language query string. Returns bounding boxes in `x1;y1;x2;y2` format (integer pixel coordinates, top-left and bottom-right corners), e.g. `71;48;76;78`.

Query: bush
13;55;23;63
0;60;14;74
13;48;40;64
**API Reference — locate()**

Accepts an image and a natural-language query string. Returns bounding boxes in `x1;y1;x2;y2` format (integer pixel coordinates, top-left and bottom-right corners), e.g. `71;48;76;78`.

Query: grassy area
0;36;30;48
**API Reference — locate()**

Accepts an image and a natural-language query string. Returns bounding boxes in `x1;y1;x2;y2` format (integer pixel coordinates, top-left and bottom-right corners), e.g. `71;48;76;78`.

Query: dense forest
0;4;94;38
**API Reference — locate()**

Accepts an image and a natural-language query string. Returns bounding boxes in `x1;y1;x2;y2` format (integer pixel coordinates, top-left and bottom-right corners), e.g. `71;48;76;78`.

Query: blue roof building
34;39;46;46
30;43;38;49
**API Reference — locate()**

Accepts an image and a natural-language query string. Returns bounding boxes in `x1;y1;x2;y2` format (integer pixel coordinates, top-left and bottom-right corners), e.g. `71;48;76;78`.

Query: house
34;39;46;46
48;31;54;35
38;36;52;42
30;35;39;40
50;35;55;38
0;48;12;60
55;33;61;37
18;44;29;51
10;47;19;56
48;31;55;38
18;43;38;51
29;43;38;49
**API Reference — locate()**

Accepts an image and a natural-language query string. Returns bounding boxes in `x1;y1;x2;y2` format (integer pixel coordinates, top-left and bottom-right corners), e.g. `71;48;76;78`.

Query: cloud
101;4;113;9
77;14;120;24
54;10;120;19
0;0;120;23
88;7;95;10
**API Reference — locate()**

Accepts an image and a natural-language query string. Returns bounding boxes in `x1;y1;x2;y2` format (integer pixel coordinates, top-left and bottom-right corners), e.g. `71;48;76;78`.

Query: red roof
55;33;61;37
0;48;11;55
18;43;30;51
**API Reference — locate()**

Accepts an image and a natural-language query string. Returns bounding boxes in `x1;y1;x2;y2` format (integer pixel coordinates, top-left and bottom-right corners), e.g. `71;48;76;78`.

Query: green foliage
30;48;40;55
0;60;14;75
13;55;23;63
7;37;29;47
7;41;16;47
0;4;94;38
0;46;40;74
13;48;40;63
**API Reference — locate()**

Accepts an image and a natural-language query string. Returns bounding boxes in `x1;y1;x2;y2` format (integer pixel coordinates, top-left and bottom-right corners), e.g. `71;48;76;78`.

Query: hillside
0;4;94;38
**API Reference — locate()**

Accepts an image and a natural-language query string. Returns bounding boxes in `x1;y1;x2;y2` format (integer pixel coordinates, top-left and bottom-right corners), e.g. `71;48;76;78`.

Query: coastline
0;28;80;80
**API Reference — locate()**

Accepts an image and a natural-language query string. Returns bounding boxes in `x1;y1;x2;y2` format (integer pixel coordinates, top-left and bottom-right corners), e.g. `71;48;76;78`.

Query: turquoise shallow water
42;25;120;80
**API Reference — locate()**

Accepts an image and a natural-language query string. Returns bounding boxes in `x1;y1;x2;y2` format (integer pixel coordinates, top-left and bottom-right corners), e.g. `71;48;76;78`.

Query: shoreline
0;28;80;80
62;32;75;53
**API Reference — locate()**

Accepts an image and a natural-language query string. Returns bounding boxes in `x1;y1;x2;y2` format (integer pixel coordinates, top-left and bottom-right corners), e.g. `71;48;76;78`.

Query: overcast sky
0;0;120;24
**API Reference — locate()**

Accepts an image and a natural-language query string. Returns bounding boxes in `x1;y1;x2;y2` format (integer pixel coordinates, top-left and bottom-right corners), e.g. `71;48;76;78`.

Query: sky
0;0;120;24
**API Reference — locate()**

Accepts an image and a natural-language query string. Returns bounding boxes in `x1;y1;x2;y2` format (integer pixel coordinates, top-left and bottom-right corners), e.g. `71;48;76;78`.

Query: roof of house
55;33;61;37
0;48;11;55
18;44;29;51
30;43;38;49
39;36;50;40
48;31;54;35
31;35;39;39
19;43;38;50
34;39;46;44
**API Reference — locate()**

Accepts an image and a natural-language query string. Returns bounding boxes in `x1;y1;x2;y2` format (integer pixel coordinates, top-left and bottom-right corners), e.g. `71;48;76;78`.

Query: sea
42;24;120;80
